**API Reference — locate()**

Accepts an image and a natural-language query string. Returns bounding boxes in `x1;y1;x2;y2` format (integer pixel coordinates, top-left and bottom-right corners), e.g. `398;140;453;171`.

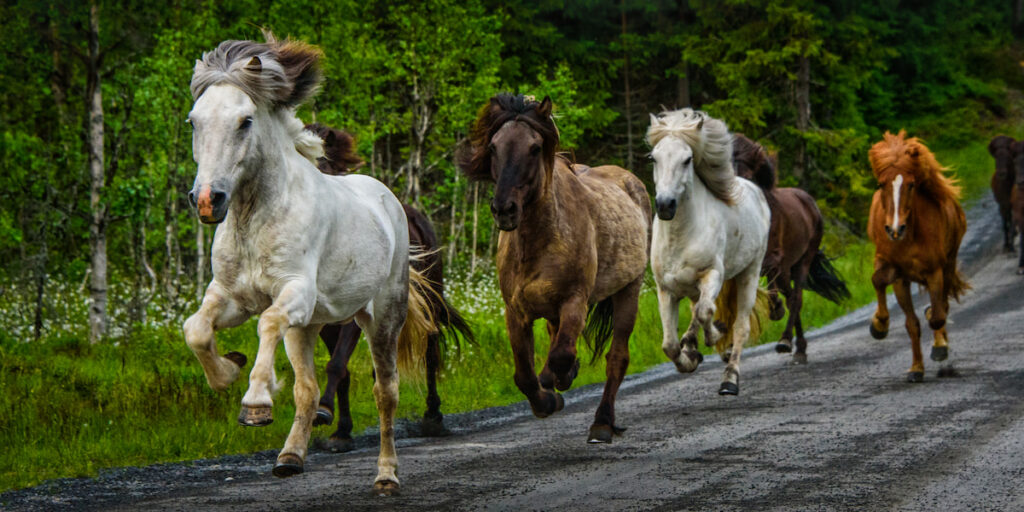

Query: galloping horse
303;122;475;451
182;35;434;494
459;94;650;443
648;109;770;395
733;134;850;363
868;130;969;382
988;135;1017;253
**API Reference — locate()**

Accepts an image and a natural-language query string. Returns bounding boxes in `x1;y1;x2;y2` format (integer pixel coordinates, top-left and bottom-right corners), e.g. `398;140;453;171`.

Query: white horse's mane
647;108;738;204
285;115;325;164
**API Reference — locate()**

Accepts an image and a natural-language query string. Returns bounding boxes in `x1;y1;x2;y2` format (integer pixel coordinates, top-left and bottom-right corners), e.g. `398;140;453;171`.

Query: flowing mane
304;123;363;175
732;133;777;192
868;130;961;202
190;32;323;108
458;93;559;181
647;108;738;204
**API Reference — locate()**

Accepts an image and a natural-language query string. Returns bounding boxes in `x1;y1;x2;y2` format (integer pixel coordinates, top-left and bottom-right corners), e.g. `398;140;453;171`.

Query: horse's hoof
420;415;451;437
869;323;888;340
719;381;739;395
372;480;400;497
775;339;793;353
318;435;354;453
906;371;924;383
224;351;247;368
930;346;948;362
555;359;580;391
791;352;808;365
673;349;703;373
272;454;304;478
937;366;959;378
720;350;731;364
238;405;273;427
769;300;786;321
587;424;625;444
531;391;564;418
313;406;333;427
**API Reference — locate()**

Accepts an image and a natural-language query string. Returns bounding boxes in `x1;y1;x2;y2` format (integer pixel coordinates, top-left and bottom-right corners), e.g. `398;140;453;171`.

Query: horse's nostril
897;225;907;236
188;190;197;207
211;190;227;206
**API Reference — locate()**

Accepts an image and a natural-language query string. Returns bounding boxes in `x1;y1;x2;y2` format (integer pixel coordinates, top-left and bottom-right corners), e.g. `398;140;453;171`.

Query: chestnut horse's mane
458;93;559;181
868;130;961;202
303;123;363;175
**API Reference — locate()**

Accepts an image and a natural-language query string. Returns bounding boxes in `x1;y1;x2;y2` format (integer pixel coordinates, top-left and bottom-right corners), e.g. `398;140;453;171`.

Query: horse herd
180;35;989;495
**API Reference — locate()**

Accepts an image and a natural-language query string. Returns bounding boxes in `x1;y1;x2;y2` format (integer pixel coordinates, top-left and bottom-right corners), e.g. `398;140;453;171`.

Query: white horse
648;109;771;395
181;36;432;495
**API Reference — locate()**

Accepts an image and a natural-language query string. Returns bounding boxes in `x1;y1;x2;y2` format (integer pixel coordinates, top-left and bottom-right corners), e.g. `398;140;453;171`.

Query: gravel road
4;199;1022;511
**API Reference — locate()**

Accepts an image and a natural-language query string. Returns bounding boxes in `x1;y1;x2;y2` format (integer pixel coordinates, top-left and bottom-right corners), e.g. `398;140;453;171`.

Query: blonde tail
713;279;771;354
396;256;439;379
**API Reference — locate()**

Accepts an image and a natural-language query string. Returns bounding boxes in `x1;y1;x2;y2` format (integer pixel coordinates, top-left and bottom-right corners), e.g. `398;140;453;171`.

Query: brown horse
988;135;1017;252
868;130;969;382
459;94;651;443
732;134;850;363
304;123;475;451
1012;140;1024;274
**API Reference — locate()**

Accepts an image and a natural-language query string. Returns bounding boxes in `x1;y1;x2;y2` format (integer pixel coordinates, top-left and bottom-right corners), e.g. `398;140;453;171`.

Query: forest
1;0;1022;491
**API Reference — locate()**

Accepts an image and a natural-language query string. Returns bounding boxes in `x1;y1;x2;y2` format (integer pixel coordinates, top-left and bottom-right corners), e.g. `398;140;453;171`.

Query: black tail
582;297;615;364
434;295;476;363
805;250;851;304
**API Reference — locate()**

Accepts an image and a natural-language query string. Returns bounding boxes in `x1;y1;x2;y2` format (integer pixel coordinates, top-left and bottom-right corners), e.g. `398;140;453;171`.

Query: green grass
0;132;1001;493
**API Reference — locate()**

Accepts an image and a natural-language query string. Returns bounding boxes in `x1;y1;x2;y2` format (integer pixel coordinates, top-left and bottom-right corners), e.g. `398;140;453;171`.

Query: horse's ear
245;56;262;73
696;115;704;131
537;96;553;118
323;129;337;145
649;113;661;127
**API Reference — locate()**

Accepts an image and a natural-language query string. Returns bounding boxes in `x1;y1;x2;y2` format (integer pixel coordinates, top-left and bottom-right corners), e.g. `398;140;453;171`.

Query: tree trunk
446;178;459;270
677;62;691;108
86;1;108;343
792;55;811;185
404;74;433;207
621;3;634;171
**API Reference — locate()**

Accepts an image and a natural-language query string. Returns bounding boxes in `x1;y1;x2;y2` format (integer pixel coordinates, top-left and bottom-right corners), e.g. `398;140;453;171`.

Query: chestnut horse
733;134;850;363
303;123;475;452
459;94;651;443
988;135;1017;253
868;131;969;382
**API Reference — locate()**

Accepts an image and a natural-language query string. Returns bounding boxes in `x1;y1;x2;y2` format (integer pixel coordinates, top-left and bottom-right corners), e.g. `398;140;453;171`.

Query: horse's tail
396;258;439;379
713;279;770;355
945;267;971;303
433;293;476;363
804;250;851;304
582;297;615;363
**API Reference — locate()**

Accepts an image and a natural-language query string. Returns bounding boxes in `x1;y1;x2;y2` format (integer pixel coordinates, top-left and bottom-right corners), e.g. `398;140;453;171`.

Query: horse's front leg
695;268;724;347
508;311;563;418
183;281;250;391
273;324;323;477
539;294;587;392
659;286;702;373
893;278;924;383
870;263;896;339
239;281;315;427
924;269;956;377
773;270;795;354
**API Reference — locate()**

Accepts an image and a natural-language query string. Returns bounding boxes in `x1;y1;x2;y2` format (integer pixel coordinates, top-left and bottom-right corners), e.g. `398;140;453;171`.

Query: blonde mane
868;130;961;202
646;108;738;204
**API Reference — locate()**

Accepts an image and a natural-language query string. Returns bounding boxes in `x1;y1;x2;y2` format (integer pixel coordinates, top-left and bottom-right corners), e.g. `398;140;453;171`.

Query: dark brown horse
459;94;651;443
732;134;849;363
1012;140;1024;274
305;122;475;451
868;130;969;382
988;135;1017;252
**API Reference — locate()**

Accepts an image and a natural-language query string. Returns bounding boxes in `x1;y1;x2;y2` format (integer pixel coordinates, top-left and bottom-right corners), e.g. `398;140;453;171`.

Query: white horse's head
647;109;738;220
649;114;697;220
187;37;322;224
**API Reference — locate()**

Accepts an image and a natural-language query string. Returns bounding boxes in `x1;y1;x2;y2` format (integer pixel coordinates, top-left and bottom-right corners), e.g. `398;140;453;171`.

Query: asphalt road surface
4;200;1023;511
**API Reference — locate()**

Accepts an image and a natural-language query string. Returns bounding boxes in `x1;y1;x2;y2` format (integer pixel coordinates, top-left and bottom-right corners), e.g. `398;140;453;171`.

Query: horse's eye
488;143;497;153
907;183;915;190
529;144;541;156
647;153;655;161
683;156;693;166
239;117;253;130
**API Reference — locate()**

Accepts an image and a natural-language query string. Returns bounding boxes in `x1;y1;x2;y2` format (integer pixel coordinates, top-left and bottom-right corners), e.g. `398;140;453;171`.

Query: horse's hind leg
589;278;641;444
788;263;811;364
773;270;795;354
421;331;450;436
273;324;322;477
893;279;924;383
183;281;249;391
719;268;759;396
315;323;360;453
364;316;401;495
